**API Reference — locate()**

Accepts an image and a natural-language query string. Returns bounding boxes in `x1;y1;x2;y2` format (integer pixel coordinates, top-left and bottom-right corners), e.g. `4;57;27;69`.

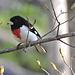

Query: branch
0;32;75;54
37;59;50;75
41;16;73;38
49;0;60;36
59;48;75;75
59;39;75;48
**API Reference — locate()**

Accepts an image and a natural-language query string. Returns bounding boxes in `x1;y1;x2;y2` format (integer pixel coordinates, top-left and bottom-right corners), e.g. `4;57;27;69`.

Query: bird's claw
16;43;21;49
23;43;31;52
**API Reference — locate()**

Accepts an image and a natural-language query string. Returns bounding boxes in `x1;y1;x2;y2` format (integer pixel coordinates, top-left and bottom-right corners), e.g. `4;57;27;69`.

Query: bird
7;16;47;53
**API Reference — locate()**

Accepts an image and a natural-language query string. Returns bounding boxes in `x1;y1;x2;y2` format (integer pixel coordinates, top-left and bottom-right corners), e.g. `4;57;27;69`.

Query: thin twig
51;62;63;75
23;16;31;52
37;59;50;75
57;11;68;19
43;1;73;39
49;0;60;36
59;39;75;48
49;0;59;23
32;19;36;26
56;23;60;37
62;55;75;75
26;16;31;45
53;11;68;28
71;56;75;68
42;16;73;38
44;4;55;20
59;48;75;75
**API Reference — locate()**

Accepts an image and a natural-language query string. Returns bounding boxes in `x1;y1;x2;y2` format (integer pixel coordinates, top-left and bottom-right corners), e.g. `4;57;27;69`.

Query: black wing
24;19;42;38
30;26;41;38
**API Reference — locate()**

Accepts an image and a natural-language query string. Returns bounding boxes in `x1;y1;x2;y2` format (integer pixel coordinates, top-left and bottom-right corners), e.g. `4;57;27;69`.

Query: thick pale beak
7;21;13;25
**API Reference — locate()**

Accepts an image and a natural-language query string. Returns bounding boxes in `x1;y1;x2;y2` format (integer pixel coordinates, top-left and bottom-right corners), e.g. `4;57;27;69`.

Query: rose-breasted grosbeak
7;16;46;53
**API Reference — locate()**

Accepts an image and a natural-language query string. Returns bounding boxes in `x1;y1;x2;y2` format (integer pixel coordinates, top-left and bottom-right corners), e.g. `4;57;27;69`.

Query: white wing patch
34;31;37;35
31;26;33;29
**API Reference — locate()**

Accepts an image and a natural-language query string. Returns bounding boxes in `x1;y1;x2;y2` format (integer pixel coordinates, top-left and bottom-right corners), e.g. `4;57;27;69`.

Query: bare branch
51;62;63;75
42;16;73;38
0;32;75;54
44;4;55;20
59;39;75;48
49;0;60;36
49;0;59;23
37;59;50;75
26;16;31;44
59;48;75;75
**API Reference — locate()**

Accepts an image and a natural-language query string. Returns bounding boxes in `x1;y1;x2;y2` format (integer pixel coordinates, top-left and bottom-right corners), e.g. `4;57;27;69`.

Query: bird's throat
11;28;21;39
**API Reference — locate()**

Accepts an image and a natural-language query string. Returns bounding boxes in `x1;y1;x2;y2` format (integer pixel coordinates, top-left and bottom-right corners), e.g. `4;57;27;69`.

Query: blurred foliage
0;3;48;33
0;3;48;72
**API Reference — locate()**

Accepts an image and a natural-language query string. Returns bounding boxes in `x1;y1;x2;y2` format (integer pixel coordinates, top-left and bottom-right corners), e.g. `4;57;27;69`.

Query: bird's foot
16;43;21;49
23;42;31;52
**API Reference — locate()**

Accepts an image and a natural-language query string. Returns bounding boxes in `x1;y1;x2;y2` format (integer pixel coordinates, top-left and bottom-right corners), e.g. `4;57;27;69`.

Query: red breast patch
11;28;21;39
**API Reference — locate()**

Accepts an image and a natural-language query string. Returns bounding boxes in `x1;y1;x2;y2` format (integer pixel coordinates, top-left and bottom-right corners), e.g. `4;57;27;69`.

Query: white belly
13;25;38;43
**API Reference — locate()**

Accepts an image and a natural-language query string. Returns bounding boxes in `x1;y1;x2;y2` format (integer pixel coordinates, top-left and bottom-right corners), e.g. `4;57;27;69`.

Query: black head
7;16;28;30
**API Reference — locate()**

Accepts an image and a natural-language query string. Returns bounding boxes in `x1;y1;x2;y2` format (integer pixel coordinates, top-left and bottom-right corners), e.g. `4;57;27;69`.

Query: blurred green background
0;2;48;72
